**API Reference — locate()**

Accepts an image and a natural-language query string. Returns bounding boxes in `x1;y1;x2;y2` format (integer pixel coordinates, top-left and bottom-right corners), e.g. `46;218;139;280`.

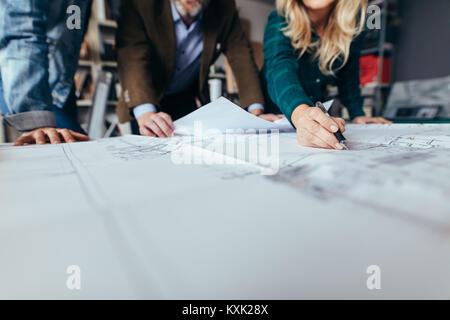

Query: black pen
315;101;349;150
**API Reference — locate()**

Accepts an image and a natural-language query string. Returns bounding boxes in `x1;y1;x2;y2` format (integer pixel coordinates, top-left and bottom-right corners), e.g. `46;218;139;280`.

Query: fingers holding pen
293;105;347;150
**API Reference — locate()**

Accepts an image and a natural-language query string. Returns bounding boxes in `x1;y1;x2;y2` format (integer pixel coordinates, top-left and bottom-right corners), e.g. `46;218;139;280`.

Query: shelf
78;60;94;68
101;61;118;68
361;43;394;55
98;20;117;29
369;0;385;5
363;82;390;88
78;60;117;69
209;73;226;79
361;83;390;97
77;100;118;107
77;100;93;107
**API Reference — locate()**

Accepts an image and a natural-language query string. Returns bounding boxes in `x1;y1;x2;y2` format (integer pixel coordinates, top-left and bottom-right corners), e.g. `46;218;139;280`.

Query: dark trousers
53;87;86;134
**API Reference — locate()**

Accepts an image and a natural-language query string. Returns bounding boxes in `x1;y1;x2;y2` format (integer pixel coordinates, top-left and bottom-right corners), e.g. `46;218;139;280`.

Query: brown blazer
116;0;265;123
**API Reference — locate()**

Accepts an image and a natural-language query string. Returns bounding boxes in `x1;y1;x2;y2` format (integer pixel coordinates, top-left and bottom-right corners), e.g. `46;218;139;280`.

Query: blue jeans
0;73;85;134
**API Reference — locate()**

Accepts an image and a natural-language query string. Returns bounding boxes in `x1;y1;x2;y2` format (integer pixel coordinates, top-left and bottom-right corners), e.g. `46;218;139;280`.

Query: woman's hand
352;116;392;124
258;113;285;122
292;104;346;150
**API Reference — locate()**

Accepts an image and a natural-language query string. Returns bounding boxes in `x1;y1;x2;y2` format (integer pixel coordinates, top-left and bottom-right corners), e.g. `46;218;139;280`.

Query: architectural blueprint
1;124;450;299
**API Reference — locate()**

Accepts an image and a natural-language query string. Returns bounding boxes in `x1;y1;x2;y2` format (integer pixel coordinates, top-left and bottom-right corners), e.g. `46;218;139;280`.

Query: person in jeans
0;0;91;145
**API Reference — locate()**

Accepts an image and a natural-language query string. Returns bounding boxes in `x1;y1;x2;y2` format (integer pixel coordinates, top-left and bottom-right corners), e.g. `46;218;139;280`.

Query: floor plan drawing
1;124;450;299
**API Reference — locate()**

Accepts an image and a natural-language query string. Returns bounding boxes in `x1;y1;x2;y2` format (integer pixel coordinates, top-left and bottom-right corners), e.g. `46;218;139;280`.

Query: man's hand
258;114;285;122
249;109;285;122
14;127;89;146
137;112;174;138
292;104;346;150
352;116;392;124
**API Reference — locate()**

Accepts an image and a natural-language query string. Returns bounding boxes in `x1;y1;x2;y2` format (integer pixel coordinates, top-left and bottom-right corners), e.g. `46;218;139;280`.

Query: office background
0;0;449;142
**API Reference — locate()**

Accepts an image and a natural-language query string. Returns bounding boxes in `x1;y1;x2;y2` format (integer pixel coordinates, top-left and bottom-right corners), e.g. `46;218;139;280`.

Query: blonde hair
276;0;367;75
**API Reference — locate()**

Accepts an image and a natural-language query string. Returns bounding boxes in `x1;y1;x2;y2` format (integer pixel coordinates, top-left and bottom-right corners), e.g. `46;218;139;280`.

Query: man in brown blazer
117;0;278;137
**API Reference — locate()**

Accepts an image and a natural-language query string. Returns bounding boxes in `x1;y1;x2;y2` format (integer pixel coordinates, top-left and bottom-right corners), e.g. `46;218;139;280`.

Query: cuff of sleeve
247;104;265;113
348;107;366;120
133;104;158;120
4;111;56;132
283;97;314;127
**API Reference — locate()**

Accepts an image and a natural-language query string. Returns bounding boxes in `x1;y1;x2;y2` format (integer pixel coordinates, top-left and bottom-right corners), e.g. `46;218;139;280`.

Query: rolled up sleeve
263;11;313;123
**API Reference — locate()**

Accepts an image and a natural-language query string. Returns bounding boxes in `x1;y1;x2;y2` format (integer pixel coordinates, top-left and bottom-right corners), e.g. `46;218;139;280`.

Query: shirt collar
170;1;204;26
170;1;182;23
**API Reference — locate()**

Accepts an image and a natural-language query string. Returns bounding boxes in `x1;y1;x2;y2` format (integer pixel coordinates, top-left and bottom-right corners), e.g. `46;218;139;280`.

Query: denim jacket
0;0;91;131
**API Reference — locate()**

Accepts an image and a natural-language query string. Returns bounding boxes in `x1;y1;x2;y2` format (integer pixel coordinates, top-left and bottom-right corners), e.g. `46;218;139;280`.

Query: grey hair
172;0;211;19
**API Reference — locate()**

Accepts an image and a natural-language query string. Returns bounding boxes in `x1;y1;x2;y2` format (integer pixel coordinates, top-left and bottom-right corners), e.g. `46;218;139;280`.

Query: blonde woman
263;0;391;150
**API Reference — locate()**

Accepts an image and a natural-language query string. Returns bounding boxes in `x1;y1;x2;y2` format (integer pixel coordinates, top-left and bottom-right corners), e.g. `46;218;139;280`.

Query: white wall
393;0;450;82
235;0;275;43
214;0;275;70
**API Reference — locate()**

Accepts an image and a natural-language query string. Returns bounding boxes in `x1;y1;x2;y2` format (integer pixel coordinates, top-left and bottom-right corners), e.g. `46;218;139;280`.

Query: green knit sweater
263;10;366;121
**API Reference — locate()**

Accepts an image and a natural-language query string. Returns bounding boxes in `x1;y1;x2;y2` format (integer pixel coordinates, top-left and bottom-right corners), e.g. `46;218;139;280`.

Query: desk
390;118;450;124
1;124;450;299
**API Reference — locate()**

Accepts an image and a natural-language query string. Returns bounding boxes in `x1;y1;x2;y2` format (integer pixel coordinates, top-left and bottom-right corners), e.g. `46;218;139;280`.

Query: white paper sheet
173;97;294;135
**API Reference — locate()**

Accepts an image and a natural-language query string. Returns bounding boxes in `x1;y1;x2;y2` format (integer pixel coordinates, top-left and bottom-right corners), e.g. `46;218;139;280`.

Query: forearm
291;104;311;125
342;96;365;120
338;64;365;120
117;49;159;108
116;1;158;109
337;32;366;120
224;12;264;108
225;54;265;108
263;12;313;122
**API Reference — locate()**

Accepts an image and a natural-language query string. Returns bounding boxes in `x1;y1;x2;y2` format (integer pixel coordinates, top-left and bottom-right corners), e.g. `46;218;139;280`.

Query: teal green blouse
263;10;366;121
